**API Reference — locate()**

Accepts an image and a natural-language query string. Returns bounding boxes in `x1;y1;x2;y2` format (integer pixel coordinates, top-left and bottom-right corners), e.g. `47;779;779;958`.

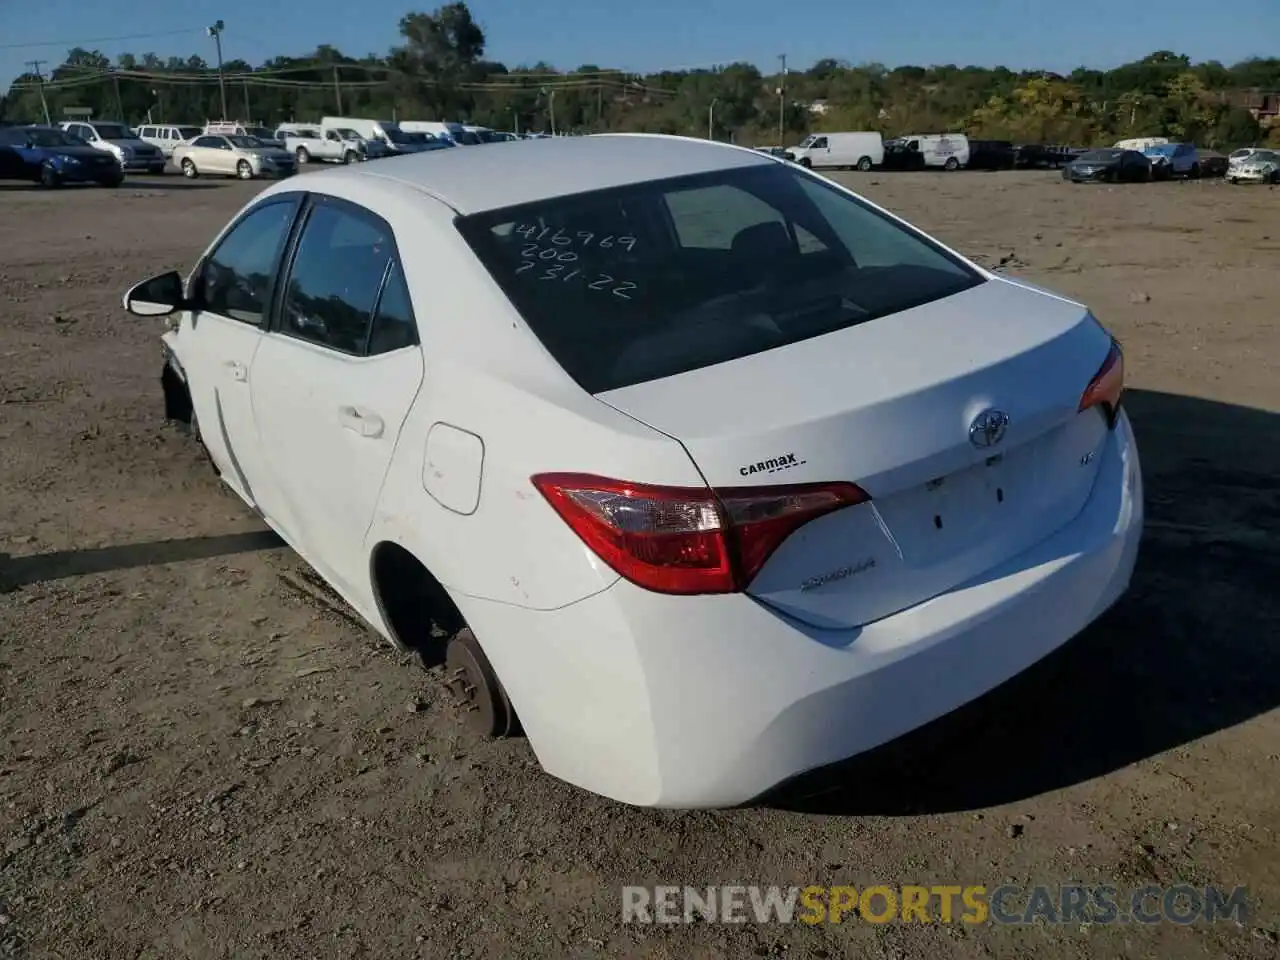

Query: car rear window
454;163;983;393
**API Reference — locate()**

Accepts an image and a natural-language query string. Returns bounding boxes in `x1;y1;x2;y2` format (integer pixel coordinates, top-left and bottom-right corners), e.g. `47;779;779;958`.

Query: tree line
2;2;1278;149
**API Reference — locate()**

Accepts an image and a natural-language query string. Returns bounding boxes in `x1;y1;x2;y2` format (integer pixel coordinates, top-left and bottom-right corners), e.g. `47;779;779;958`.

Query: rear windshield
94;123;133;140
455;163;983;394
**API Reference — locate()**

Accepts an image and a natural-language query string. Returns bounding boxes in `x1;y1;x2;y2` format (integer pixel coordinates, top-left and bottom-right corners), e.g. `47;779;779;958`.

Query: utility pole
777;54;787;148
242;81;251;123
541;86;556;136
708;97;719;140
207;20;228;120
26;60;52;125
111;69;125;121
597;83;603;127
332;65;343;114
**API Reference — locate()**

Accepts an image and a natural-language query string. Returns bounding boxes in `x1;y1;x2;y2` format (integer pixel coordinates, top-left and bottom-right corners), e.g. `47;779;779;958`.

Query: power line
0;28;198;52
8;65;679;96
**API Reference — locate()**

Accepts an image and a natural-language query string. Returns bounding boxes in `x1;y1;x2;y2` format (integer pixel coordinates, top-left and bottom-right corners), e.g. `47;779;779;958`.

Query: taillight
531;473;869;595
1078;338;1124;427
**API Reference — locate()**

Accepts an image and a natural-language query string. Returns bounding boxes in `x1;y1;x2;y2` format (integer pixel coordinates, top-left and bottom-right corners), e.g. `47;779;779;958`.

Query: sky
2;0;1276;90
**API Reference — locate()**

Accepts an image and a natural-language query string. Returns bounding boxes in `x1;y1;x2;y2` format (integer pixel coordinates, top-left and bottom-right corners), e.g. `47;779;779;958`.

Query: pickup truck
275;126;379;165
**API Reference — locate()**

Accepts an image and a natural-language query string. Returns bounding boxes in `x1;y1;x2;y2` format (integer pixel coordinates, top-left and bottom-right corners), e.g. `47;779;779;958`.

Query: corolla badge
969;409;1010;449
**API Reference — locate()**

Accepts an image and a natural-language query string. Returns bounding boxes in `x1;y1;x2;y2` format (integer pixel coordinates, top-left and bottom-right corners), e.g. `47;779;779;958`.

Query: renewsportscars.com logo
622;884;1250;926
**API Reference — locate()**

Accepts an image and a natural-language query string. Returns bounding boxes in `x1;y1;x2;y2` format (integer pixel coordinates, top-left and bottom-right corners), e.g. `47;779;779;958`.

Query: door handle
338;406;384;438
223;360;247;382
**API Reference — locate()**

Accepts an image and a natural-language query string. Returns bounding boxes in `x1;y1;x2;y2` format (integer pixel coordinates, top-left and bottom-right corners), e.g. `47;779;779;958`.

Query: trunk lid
597;277;1116;629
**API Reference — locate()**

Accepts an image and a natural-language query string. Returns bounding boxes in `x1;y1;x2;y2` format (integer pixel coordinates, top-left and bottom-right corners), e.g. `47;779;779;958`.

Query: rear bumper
464;410;1144;808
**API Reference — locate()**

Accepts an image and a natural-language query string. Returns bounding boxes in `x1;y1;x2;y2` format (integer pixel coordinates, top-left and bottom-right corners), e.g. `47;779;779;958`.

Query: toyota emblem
969;409;1010;448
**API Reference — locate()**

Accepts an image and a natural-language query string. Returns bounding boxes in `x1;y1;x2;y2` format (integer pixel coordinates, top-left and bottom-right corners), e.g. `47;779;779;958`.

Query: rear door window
278;199;394;354
455;163;982;393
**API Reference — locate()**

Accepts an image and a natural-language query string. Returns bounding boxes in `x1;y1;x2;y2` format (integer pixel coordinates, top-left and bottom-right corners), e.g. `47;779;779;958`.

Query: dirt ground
1;166;1278;960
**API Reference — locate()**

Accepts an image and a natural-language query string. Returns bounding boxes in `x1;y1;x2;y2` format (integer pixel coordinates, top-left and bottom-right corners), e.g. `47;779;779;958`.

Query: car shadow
0;178;224;192
762;388;1280;815
119;177;227;191
0;529;284;593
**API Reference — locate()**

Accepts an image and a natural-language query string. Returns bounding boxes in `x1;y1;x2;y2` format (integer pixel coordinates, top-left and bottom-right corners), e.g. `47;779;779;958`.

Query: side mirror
123;270;186;317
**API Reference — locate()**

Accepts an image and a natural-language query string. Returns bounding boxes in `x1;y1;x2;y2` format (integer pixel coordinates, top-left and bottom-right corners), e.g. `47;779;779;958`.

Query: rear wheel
1190;163;1202;180
944;157;960;171
236;160;253;180
295;146;310;165
856;156;873;171
181;158;198;179
443;629;520;738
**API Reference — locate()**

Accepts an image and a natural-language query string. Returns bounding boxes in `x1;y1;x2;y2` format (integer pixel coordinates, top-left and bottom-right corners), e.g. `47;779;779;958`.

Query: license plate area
875;453;1015;565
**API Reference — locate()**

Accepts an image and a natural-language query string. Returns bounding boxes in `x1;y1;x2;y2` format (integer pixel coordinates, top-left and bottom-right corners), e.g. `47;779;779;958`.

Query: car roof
292;134;774;215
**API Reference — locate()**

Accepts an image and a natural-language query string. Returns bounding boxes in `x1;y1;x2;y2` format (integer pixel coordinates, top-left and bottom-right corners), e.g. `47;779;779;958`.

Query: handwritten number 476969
515;223;637;252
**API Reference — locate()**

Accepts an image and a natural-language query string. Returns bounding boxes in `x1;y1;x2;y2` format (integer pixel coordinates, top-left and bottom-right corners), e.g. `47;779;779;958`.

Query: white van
900;134;970;170
788;131;884;171
136;123;204;157
400;120;481;145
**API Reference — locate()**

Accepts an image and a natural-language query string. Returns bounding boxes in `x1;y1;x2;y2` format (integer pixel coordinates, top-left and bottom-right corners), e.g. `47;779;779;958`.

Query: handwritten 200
514;224;638;299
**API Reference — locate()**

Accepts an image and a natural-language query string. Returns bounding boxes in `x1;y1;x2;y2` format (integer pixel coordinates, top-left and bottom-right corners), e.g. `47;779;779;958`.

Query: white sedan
172;134;296;180
122;135;1143;809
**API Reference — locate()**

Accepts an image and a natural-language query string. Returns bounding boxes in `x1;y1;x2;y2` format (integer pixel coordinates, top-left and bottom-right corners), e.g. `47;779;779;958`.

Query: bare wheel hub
442;630;518;737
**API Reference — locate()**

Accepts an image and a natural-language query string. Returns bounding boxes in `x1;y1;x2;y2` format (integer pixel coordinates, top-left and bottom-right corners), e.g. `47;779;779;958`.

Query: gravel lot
1;167;1278;959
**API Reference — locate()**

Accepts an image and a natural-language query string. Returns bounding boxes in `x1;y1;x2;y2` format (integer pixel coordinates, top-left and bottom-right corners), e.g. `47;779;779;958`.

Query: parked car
1143;142;1200;180
136;123;204;158
1114;137;1169;152
1227;149;1280;184
880;137;926;170
121;134;1141;809
1063;148;1152;183
1015;144;1084;169
399;120;481;145
1196;149;1229;178
897;133;970;169
1228;147;1266;166
172;134;295;180
752;146;793;160
275;124;376;165
58;120;165;174
788;132;884;171
405;132;456;152
320;117;432;156
205;122;284;149
0;124;124;187
966;140;1017;170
